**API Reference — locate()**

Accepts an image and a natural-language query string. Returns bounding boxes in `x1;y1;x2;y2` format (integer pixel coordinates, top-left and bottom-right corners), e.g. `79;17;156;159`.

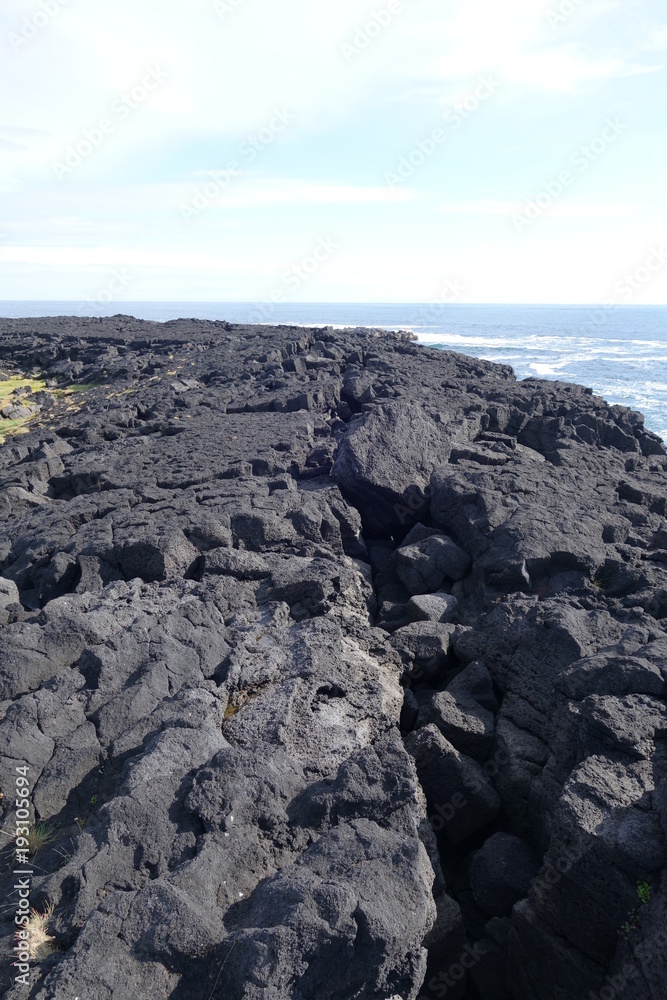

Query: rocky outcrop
0;316;665;1000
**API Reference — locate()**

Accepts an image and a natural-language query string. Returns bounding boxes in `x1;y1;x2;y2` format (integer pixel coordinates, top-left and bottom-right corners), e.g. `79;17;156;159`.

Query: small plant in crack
637;881;652;906
21;902;57;961
54;837;78;869
620;881;652;938
27;822;56;858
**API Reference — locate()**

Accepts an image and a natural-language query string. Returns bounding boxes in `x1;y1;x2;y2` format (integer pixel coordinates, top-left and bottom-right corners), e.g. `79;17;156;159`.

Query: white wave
416;333;564;350
413;331;642;354
529;362;571;376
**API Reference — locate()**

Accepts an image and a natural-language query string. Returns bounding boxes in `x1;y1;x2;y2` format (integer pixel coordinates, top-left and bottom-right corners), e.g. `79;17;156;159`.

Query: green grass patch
0;415;40;443
0;417;34;437
0;375;48;443
0;375;48;401
58;382;101;395
0;375;100;443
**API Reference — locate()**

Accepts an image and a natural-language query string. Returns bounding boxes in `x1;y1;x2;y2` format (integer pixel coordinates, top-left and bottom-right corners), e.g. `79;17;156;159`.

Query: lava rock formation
0;316;665;1000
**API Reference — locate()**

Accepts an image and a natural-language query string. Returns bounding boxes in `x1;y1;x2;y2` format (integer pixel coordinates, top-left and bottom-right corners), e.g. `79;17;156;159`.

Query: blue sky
1;0;666;303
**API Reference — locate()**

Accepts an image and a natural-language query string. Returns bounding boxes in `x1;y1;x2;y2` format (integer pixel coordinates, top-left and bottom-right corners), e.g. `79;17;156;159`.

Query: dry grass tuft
18;903;57;961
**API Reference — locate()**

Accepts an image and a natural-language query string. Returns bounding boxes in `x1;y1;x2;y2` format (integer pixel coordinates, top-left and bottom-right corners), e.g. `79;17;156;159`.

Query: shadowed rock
470;833;540;917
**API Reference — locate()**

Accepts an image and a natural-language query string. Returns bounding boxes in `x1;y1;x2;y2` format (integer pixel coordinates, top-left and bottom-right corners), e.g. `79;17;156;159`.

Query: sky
1;0;666;304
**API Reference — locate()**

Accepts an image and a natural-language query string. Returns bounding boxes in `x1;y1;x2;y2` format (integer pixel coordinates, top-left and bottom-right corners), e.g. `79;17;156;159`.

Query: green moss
637;881;652;905
620;881;653;938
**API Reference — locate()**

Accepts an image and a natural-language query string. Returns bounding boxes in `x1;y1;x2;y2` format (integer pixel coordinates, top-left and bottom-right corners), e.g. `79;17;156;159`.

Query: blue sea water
2;302;666;440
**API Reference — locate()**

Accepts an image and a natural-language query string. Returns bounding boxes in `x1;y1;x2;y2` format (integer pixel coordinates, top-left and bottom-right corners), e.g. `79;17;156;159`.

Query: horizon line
1;300;667;308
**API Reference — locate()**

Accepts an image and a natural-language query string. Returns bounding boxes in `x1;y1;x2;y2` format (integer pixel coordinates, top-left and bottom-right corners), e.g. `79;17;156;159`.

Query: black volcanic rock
0;315;665;1000
396;532;472;594
470;833;540;917
415;688;495;761
332;401;449;535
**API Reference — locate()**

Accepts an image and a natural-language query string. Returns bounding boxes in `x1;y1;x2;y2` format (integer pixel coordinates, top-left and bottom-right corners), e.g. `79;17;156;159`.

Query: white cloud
0;245;260;271
437;200;636;219
622;63;665;76
430;26;624;94
437;200;517;216
192;178;416;210
641;23;667;50
414;0;664;96
2;0;665;303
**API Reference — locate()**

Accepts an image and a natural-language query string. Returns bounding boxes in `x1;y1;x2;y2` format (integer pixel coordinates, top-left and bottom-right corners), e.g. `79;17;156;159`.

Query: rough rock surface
470;833;540;917
0;316;665;1000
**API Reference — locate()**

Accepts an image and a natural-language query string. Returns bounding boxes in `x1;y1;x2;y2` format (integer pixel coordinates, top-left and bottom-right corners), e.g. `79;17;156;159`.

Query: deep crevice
353;508;511;1000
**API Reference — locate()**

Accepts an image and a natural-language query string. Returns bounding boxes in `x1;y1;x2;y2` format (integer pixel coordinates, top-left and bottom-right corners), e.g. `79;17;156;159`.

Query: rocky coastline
0;316;665;1000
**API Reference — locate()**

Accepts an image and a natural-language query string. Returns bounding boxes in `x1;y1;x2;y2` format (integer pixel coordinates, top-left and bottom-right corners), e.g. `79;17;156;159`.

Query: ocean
2;302;666;441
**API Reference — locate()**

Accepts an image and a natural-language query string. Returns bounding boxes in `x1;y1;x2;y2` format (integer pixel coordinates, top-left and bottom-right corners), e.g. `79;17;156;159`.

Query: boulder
115;527;199;582
407;591;459;624
405;725;501;844
396;534;471;595
332;401;448;535
0;576;19;610
389;622;456;680
416;689;495;761
470;833;540;917
447;661;499;713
